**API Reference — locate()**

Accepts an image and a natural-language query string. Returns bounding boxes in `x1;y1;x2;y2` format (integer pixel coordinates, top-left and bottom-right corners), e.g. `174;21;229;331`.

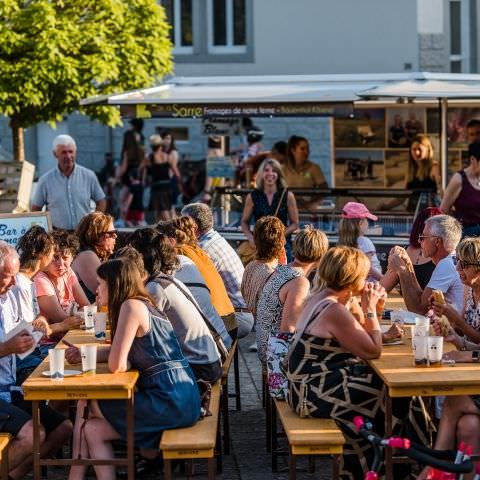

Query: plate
42;369;82;377
382;340;404;346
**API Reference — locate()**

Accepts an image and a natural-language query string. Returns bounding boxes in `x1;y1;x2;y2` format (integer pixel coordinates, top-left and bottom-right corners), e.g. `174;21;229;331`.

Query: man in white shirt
0;242;71;479
388;214;463;314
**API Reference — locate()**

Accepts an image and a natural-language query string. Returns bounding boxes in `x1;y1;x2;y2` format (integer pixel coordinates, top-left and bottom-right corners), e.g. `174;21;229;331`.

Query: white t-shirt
12;273;39;324
427;254;464;312
357;236;382;274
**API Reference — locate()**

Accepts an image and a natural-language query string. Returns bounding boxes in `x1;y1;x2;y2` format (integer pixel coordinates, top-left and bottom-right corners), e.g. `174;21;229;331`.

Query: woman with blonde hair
157;217;238;339
380;134;441;211
286;246;426;479
72;211;117;302
241;158;298;261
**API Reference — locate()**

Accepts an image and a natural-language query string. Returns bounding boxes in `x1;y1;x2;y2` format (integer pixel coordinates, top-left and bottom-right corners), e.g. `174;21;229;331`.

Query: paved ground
35;333;333;479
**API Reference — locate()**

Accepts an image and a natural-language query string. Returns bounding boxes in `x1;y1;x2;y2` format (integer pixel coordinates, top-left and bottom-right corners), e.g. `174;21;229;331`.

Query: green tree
0;0;173;161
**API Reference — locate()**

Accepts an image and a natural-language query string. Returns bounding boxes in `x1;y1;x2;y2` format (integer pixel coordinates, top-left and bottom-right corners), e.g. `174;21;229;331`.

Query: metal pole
440;98;448;192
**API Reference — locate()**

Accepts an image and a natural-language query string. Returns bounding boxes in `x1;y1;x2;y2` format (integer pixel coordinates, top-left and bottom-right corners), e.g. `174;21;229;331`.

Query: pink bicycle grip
353;416;364;432
387;437;409;449
466;445;473;456
365;472;378;480
459;441;466;453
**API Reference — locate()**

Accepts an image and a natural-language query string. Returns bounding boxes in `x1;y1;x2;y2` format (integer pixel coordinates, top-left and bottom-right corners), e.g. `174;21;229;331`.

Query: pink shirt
35;268;78;316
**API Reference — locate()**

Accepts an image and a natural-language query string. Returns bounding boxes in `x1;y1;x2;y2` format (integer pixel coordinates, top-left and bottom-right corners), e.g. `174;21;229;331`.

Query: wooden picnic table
369;342;480;477
22;329;138;480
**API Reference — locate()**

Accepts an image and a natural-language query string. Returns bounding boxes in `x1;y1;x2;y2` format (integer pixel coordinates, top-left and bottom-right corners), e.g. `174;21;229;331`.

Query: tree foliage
0;0;173;159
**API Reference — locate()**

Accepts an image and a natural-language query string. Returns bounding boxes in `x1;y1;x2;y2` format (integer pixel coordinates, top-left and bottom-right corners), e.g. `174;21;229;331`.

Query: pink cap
341;202;378;221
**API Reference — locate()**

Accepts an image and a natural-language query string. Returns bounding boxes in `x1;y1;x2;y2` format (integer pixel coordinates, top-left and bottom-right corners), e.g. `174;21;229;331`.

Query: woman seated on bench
67;258;200;480
286;246;430;480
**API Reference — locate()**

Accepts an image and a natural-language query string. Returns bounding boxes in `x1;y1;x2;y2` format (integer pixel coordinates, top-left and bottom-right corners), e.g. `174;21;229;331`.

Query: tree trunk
10;118;25;162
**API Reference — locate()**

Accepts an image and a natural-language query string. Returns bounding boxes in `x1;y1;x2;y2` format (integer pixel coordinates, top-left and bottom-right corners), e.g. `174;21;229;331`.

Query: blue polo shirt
32;164;105;230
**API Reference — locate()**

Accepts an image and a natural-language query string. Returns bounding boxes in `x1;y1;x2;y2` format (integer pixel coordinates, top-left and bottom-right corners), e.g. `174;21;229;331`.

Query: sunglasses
418;235;439;242
102;230;117;238
453;256;480;269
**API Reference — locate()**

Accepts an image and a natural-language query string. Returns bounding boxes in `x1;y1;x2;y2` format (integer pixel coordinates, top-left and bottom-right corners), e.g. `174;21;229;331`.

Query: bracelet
365;312;377;319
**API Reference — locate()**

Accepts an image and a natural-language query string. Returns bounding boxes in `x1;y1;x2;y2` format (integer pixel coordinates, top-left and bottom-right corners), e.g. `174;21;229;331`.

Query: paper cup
413;335;428;366
411;324;429;348
415;316;430;329
81;344;97;375
427;336;444;365
83;305;97;329
48;348;65;381
94;312;107;340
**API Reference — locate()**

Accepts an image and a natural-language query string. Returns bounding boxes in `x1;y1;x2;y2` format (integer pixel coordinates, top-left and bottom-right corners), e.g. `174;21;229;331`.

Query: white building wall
174;0;419;77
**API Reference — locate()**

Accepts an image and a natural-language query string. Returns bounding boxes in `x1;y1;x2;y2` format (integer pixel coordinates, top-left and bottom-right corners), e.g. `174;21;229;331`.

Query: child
122;168;145;226
338;201;382;280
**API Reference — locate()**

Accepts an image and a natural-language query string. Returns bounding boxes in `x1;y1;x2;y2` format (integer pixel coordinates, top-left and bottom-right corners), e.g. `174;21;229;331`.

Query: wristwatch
472;350;480;362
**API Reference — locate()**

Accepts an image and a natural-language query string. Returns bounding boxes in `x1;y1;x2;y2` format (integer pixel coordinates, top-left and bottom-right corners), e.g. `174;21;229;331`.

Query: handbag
266;332;293;400
239;187;288;266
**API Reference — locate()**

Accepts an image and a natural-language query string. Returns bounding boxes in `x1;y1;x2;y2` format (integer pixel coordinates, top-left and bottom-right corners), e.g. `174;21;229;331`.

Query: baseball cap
341;202;378;221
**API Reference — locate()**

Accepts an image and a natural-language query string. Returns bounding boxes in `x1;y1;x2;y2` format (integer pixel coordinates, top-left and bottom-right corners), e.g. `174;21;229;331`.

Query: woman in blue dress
67;258;201;480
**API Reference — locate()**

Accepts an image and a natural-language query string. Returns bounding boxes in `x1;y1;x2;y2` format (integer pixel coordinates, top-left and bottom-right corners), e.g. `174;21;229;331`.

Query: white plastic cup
83;305;97;330
415;316;430;329
413;335;428;366
81;344;97;375
48;348;65;380
94;312;107;340
411;324;429;348
427;336;444;365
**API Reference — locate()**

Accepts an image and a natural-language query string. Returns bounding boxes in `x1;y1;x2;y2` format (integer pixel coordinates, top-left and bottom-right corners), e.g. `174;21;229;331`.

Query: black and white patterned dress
256;265;303;364
464;287;480;342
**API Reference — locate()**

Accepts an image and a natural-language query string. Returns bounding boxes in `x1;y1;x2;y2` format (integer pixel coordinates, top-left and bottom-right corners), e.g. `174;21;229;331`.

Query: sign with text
202;118;242;136
0;212;51;246
206;156;236;179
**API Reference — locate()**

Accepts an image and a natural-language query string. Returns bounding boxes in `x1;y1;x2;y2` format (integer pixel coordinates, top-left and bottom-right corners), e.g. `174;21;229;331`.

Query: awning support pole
440;97;448;192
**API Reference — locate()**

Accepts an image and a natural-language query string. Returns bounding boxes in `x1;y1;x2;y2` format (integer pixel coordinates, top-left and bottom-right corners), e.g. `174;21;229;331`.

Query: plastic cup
415;316;430;329
427;336;444;365
83;305;97;330
48;348;65;381
411;324;429;348
94;312;107;340
413;335;428;366
81;344;97;375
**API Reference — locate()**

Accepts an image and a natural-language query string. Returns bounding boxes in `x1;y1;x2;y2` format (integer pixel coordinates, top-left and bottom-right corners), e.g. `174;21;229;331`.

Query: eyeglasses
102;230;117;238
418;235;439;243
453;256;480;269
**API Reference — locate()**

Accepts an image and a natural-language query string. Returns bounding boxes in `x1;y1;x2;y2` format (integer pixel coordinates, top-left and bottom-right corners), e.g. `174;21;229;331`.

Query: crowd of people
2;130;480;479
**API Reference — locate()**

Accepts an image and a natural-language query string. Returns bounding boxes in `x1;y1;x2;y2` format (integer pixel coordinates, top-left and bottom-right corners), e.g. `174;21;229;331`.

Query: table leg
127;395;135;480
32;400;41;480
385;394;393;479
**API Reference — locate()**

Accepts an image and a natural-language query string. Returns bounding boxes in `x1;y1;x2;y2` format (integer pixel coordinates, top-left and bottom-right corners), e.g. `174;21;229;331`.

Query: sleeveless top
251;189;288;226
464;288;480;342
453;170;480;226
413;260;436;291
256;264;304;364
149;159;171;190
406;176;437;211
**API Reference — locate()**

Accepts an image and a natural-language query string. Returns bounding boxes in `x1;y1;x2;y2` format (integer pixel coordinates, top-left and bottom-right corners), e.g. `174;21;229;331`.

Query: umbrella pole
440;97;448;192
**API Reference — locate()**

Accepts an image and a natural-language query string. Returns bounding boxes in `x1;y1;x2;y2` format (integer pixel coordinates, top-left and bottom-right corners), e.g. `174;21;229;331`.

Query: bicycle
353;416;477;480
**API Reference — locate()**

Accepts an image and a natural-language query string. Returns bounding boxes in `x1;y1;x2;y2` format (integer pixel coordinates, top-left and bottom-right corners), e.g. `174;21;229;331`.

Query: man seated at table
0;242;71;479
387;214;463;314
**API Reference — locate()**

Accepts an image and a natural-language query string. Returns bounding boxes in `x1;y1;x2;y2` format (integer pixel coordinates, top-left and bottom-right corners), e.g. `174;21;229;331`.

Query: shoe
249;342;257;352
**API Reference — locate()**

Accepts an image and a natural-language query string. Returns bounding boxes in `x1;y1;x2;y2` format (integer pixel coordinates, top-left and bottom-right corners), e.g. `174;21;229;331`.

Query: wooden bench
0;434;10;480
161;383;221;480
272;400;344;480
220;340;240;455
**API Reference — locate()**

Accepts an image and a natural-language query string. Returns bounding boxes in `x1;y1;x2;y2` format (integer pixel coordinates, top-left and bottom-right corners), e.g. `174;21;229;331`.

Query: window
449;0;470;72
207;0;247;54
162;0;193;54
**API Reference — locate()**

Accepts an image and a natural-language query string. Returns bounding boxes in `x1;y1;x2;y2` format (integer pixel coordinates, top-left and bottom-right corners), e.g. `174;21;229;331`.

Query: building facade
0;0;477;179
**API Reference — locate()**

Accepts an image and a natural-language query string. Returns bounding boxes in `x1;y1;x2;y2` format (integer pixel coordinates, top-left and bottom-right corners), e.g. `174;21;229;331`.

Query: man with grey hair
181;203;254;339
388;214;463;314
32;134;106;230
0;242;71;478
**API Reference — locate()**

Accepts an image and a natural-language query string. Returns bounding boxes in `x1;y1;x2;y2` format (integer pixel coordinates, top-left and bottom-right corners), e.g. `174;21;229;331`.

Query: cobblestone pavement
30;333;332;479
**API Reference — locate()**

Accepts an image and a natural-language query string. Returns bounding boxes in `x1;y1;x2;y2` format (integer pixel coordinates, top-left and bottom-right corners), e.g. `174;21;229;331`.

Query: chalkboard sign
0;212;51;246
